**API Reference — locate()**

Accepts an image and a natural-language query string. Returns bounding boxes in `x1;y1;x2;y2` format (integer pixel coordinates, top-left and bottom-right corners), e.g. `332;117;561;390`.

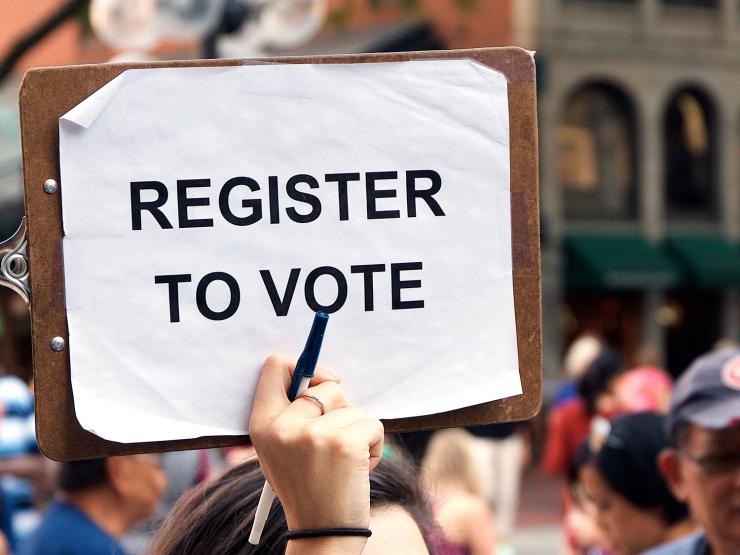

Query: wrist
285;535;368;555
284;508;369;532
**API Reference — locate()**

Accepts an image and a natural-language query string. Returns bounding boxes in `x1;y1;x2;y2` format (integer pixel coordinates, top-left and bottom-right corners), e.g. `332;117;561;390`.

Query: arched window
559;83;637;220
663;86;716;220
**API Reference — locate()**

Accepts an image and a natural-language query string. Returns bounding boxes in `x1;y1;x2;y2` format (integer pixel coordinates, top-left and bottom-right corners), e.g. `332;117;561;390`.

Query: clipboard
15;47;541;461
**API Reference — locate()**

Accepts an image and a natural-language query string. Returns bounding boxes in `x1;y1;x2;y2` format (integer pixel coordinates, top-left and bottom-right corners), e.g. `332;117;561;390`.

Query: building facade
534;0;740;376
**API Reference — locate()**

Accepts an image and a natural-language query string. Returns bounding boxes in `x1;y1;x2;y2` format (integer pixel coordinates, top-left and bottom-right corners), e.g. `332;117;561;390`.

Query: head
564;334;603;379
658;349;740;554
577;412;689;555
150;456;432;555
60;455;167;533
420;428;481;496
613;366;673;414
578;348;624;417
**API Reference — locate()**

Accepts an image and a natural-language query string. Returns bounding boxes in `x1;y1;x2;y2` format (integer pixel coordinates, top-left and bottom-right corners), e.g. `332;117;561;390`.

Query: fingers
282;381;351;420
310;366;341;387
250;354;295;428
304;406;368;429
302;408;384;469
344;418;385;471
311;409;385;469
250;356;341;428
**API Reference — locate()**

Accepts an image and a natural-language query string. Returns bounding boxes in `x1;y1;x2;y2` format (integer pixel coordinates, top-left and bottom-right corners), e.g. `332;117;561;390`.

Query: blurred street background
1;1;739;554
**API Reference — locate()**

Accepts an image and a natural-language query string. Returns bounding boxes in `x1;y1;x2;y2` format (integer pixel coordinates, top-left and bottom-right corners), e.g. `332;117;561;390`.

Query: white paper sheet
58;60;521;443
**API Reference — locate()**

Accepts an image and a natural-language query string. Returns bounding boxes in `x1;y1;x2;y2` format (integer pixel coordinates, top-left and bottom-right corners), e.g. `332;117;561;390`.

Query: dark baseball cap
668;348;740;444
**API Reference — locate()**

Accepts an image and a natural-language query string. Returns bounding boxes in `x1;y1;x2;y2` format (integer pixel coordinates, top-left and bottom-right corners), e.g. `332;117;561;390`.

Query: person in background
565;443;611;555
543;349;625;555
18;456;167;555
650;348;740;555
122;449;218;554
467;422;528;555
543;348;624;478
421;428;495;555
553;335;603;408
578;412;695;555
613;366;673;414
0;373;54;550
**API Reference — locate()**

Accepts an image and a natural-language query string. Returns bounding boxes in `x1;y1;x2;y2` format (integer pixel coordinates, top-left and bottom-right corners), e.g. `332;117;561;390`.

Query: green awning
665;234;740;289
566;234;682;290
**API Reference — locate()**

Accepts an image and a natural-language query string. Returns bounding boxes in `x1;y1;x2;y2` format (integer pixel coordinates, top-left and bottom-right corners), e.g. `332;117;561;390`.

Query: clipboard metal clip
0;217;30;306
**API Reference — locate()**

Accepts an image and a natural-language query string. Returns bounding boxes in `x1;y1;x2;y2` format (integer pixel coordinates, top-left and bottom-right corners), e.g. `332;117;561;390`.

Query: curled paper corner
468;59;510;85
59;71;128;129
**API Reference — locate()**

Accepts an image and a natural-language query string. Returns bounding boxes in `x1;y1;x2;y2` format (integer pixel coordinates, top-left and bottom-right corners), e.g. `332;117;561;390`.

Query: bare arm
249;355;384;555
464;498;495;555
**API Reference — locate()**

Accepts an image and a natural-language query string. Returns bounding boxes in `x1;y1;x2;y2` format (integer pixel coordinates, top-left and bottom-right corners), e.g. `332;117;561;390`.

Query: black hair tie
286;528;372;540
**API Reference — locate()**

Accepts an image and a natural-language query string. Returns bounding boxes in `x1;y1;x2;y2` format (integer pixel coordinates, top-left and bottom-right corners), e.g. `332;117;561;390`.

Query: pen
248;311;330;545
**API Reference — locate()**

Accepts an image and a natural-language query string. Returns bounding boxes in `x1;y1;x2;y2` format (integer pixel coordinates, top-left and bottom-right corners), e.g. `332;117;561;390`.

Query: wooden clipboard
19;47;541;461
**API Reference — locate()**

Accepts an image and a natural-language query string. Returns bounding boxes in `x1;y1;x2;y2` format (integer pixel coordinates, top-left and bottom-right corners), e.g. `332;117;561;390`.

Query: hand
249;355;384;553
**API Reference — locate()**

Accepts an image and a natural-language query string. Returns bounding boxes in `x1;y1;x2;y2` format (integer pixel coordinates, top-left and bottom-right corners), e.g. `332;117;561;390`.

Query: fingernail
325;370;341;381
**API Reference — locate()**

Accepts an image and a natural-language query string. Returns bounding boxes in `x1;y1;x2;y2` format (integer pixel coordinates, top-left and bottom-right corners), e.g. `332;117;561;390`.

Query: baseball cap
667;348;740;444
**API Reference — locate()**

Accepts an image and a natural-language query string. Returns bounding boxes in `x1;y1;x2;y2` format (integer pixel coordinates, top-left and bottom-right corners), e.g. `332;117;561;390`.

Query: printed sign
58;60;521;442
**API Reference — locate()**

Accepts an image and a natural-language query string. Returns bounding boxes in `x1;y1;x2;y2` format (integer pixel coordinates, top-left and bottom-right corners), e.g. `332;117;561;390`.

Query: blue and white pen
248;311;330;545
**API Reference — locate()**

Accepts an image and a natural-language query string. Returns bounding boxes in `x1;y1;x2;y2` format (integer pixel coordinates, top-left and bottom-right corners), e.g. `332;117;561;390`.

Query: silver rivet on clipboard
50;337;65;352
43;179;58;194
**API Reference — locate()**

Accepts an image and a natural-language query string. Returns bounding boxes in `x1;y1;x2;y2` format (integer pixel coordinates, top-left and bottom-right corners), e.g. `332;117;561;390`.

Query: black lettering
195;272;240;320
304;266;347;314
391;262;424;310
268;176;280;224
131;181;173;230
260;269;301;317
325;173;360;221
177;179;213;228
286;174;321;223
350;264;386;311
406;170;445;217
219;177;262;226
366;171;400;219
154;274;192;322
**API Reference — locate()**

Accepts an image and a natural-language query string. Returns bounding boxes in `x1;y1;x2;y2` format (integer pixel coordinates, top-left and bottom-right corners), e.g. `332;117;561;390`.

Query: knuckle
328;433;355;456
249;427;264;447
320;381;349;406
268;419;295;445
349;407;367;420
263;353;286;368
371;419;384;435
302;421;329;448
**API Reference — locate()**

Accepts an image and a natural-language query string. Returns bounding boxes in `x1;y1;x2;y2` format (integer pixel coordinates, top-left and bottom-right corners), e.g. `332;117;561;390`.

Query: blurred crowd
0;338;736;555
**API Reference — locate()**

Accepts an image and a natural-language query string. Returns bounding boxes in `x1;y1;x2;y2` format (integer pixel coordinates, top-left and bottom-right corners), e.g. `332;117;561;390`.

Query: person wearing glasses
648;348;740;555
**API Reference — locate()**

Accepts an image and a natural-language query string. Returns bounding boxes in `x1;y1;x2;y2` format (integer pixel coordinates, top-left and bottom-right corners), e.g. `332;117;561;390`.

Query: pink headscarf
614;366;673;413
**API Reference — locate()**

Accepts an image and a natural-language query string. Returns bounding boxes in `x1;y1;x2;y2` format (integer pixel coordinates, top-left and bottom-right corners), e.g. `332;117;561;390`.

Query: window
559;83;637;220
664;87;716;220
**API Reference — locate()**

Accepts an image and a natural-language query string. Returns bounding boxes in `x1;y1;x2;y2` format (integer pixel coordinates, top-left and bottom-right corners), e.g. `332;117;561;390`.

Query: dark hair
150;456;434;555
578;348;623;415
670;420;693;449
58;459;108;493
590;412;688;525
